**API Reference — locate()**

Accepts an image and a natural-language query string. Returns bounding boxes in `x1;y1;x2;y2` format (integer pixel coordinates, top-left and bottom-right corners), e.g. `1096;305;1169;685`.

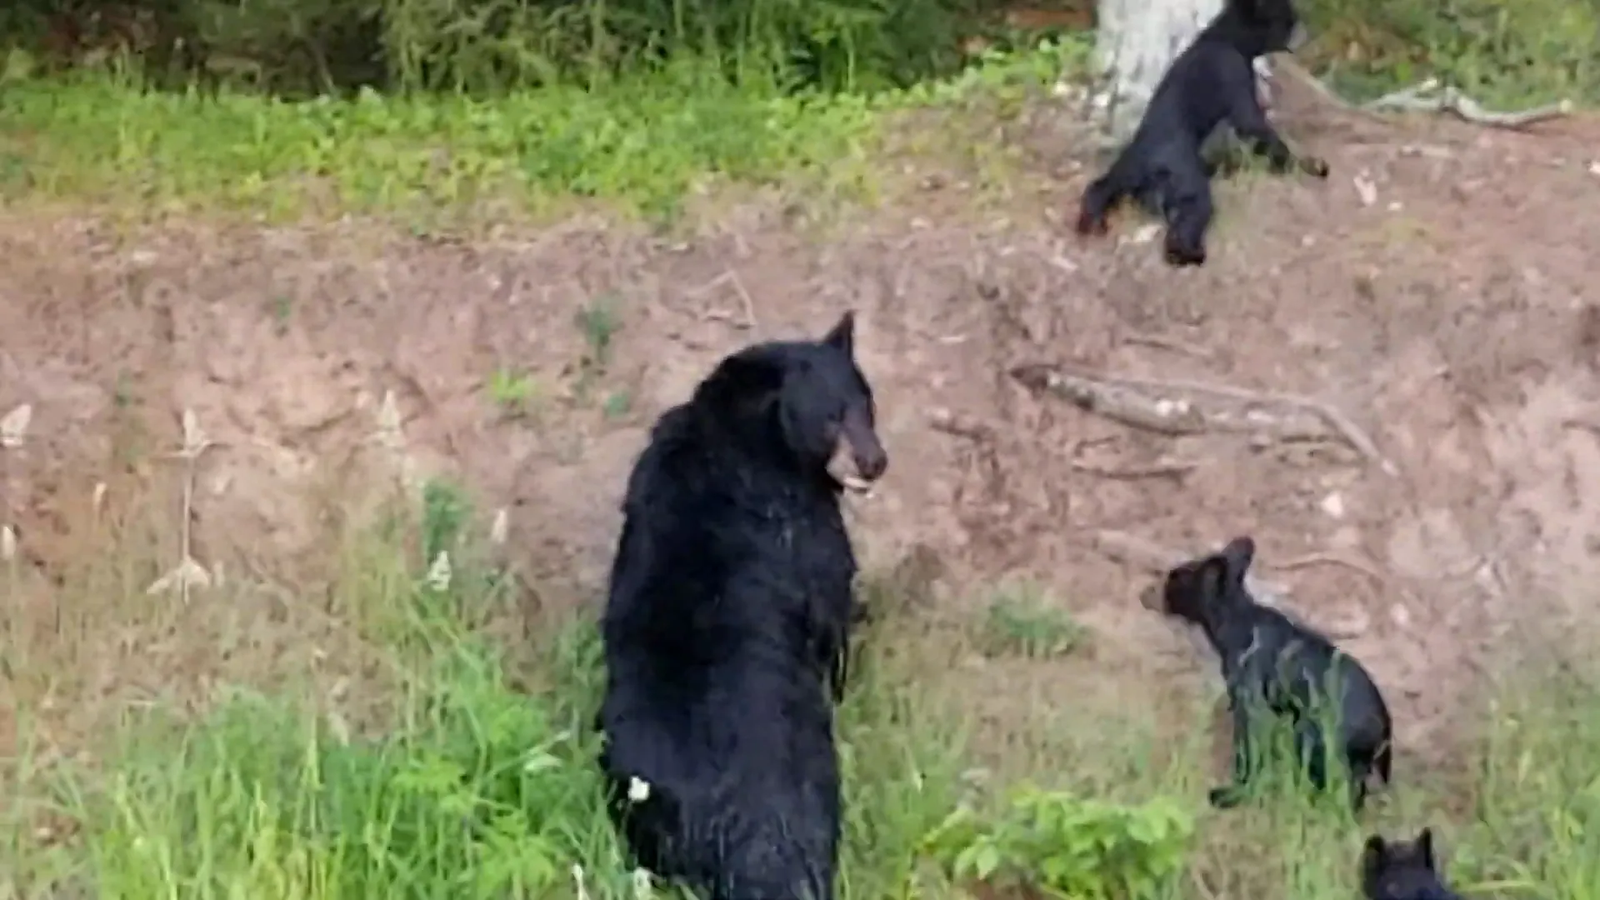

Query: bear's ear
1414;827;1436;871
822;311;856;356
1360;835;1389;887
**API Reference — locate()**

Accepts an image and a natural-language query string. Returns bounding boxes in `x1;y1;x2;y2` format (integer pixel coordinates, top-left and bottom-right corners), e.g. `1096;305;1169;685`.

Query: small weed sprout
979;582;1086;659
487;367;539;417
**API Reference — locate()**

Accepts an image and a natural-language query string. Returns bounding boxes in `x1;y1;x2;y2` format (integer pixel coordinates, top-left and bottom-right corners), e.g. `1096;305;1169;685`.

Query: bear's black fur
1361;828;1463;900
595;312;886;900
1074;0;1329;266
1156;536;1393;811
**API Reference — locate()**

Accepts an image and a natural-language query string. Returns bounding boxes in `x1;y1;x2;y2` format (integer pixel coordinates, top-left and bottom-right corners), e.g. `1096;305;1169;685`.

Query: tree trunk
1092;0;1273;145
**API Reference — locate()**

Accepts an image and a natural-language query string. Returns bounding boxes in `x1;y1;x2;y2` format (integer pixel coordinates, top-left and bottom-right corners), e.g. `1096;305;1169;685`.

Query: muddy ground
3;83;1600;782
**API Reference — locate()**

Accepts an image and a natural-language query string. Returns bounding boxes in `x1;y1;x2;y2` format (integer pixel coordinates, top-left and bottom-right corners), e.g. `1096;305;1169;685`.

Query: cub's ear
822;311;856;356
1219;535;1256;588
1414;827;1436;871
1360;835;1388;888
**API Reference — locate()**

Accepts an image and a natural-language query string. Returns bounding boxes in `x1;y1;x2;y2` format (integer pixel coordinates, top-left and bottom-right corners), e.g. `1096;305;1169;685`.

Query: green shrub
1302;0;1600;104
4;0;1000;97
920;787;1195;899
0;63;881;218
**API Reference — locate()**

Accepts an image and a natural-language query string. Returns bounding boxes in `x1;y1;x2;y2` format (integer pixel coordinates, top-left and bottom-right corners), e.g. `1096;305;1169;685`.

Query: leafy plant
979;584;1086;659
920;787;1194;899
487;367;539;417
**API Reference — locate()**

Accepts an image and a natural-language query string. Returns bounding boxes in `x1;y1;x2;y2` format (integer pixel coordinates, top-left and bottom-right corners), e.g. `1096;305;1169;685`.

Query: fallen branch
1279;60;1571;131
1010;363;1397;476
1365;77;1572;129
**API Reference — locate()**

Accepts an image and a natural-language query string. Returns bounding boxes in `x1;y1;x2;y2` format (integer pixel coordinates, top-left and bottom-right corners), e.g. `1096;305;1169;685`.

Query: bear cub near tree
595;312;886;900
1075;0;1329;266
1155;536;1393;811
1361;827;1464;900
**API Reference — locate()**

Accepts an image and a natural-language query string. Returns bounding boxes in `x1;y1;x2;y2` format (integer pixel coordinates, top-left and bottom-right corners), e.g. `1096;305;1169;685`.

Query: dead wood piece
1011;364;1212;435
1011;363;1397;476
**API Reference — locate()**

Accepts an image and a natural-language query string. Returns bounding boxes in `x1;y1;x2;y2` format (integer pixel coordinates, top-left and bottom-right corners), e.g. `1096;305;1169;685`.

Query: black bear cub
1075;0;1329;266
596;312;885;900
1361;828;1464;900
1156;536;1393;811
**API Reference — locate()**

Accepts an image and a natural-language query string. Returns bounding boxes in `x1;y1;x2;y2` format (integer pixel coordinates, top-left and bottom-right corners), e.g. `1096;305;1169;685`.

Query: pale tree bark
1091;0;1273;145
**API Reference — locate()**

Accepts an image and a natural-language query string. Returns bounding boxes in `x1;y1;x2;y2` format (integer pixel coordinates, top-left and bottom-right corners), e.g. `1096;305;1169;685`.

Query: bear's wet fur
1156;535;1393;811
1074;0;1329;266
595;312;886;900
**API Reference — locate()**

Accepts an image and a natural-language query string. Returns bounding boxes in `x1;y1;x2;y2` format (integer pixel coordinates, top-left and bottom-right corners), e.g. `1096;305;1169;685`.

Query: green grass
1301;0;1600;106
5;471;1600;900
1;483;969;900
0;41;1085;224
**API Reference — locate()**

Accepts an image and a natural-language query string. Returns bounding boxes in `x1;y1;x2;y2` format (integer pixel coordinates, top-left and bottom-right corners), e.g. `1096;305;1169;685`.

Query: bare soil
5;83;1600;788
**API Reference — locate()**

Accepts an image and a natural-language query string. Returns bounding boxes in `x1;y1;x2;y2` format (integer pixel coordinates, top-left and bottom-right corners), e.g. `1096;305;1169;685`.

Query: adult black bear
1155;536;1393;811
1074;0;1329;266
595;312;886;900
1361;828;1464;900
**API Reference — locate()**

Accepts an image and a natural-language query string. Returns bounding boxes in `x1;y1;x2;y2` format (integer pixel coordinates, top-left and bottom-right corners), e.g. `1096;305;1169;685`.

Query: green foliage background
6;0;1595;102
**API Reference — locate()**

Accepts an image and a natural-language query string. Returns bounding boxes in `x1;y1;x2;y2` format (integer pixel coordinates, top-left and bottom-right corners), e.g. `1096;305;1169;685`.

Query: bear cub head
1361;828;1462;900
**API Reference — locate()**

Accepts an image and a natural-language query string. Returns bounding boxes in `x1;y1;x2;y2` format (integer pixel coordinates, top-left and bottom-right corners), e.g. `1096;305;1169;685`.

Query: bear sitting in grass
1075;0;1329;266
1155;536;1393;811
595;312;887;900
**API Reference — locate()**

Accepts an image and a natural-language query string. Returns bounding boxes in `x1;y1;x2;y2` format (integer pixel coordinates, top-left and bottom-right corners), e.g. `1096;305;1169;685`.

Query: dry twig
1275;551;1390;588
148;409;219;603
1070;458;1197;480
1279;60;1571;130
1365;78;1572;129
1120;331;1217;360
685;269;758;330
1010;362;1397;476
